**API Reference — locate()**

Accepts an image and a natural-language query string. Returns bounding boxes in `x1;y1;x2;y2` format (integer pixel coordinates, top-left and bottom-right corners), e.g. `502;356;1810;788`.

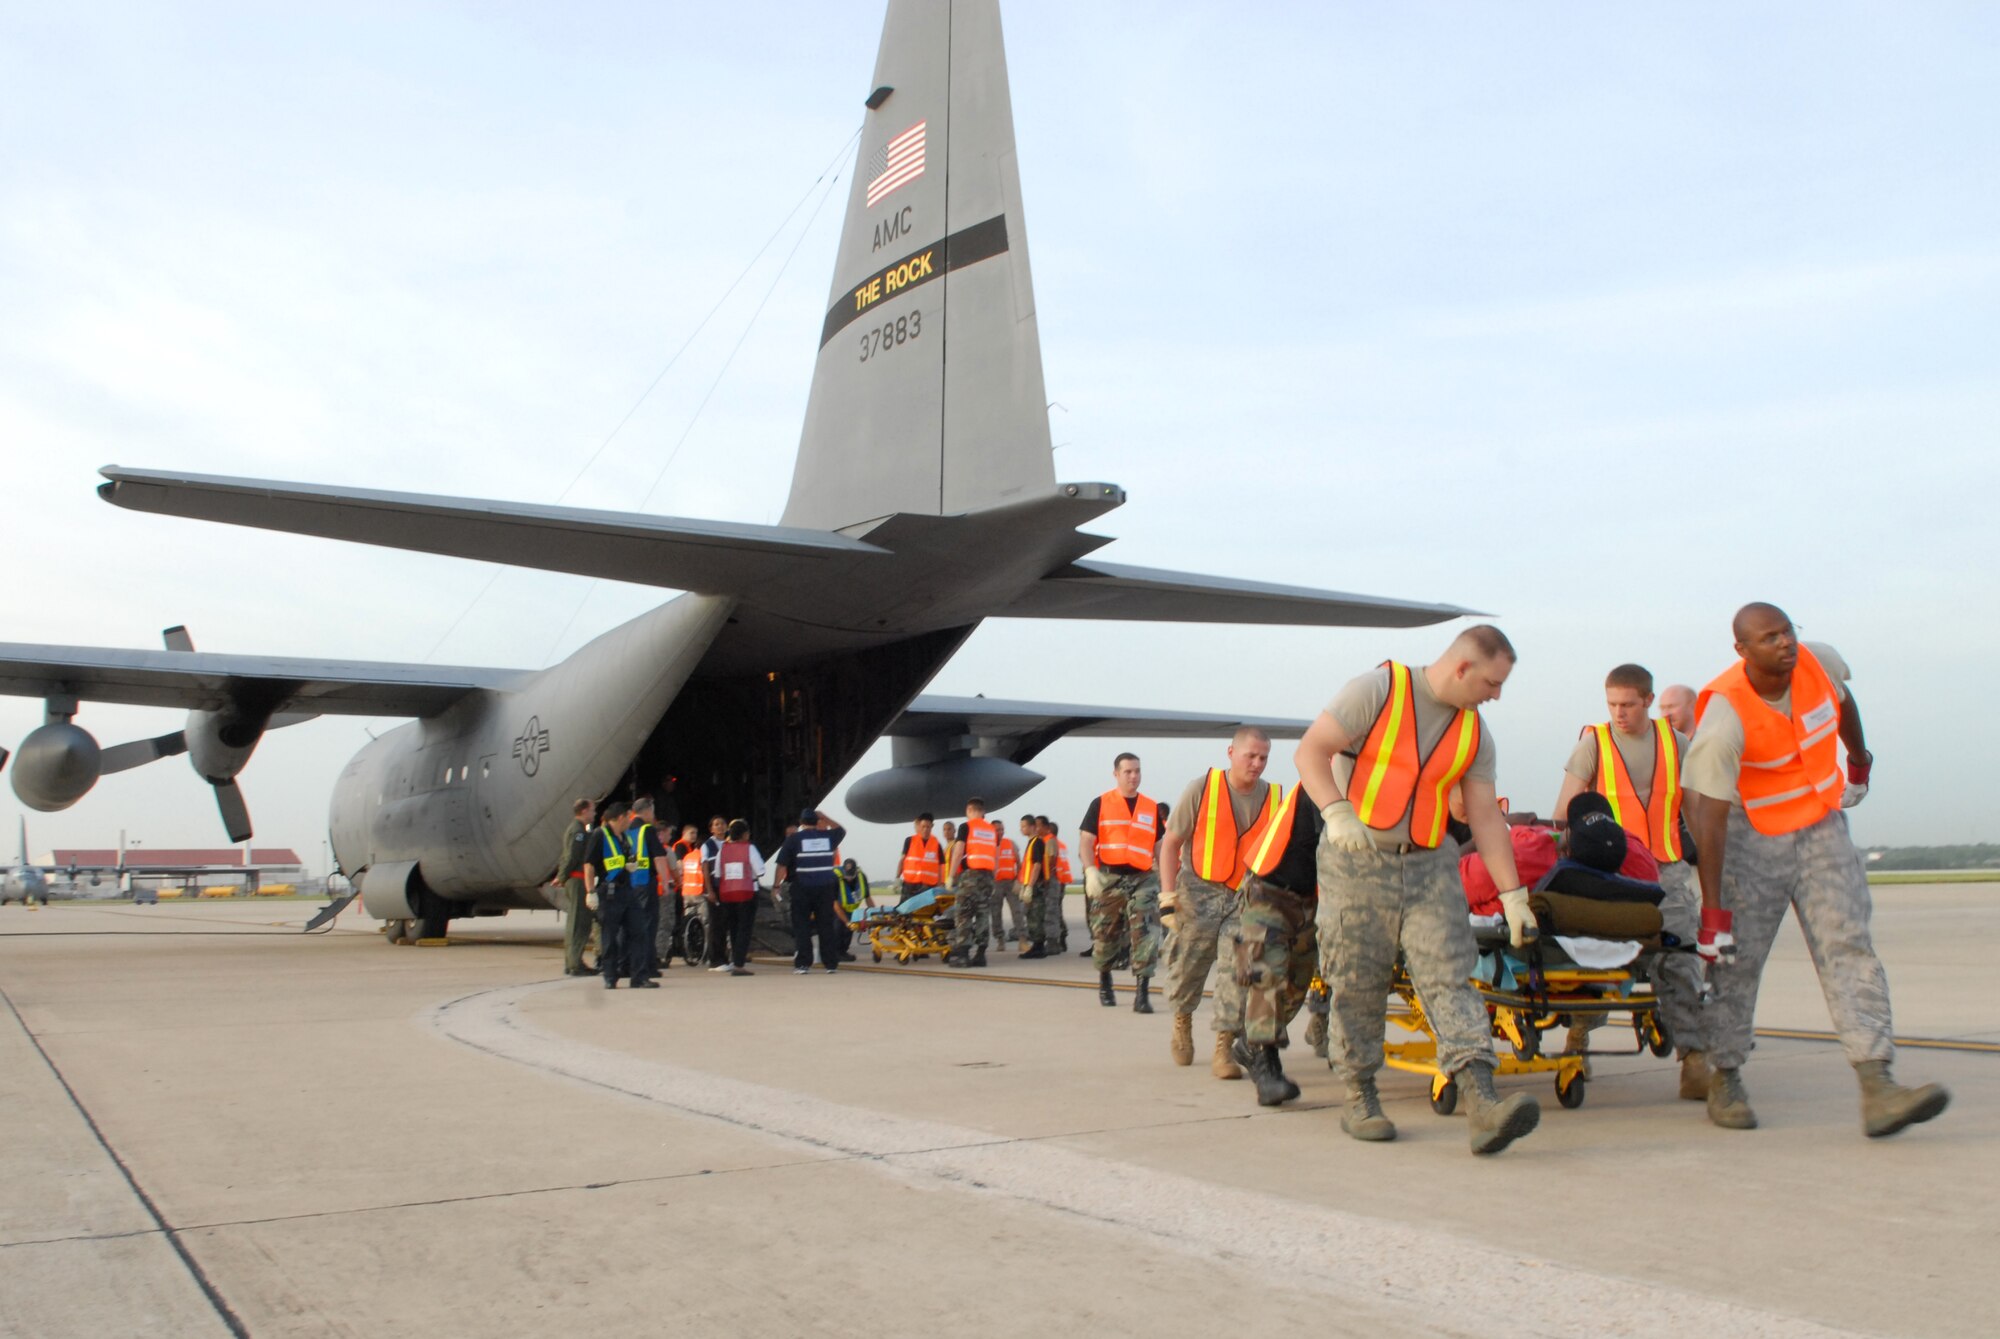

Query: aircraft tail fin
782;0;1054;532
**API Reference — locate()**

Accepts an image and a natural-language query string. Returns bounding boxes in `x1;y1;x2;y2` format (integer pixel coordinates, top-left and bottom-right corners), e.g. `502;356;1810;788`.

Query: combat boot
1458;1065;1541;1156
1098;971;1116;1007
1246;1044;1294;1107
1856;1060;1950;1138
1339;1079;1396;1142
1169;1012;1194;1066
1707;1067;1757;1129
1678;1050;1713;1102
1211;1032;1244;1080
945;949;971;970
1020;941;1046;959
970;947;987;968
1132;977;1154;1014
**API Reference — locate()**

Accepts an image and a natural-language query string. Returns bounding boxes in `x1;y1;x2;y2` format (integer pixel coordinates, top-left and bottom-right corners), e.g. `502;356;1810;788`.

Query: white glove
1320;799;1373;852
1497;888;1537;949
1084;867;1107;899
1841;782;1868;809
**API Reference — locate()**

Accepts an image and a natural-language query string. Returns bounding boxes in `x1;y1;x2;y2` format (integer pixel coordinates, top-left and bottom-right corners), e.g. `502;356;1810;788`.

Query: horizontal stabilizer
995;560;1476;629
98;468;886;592
0;643;525;717
890;693;1308;766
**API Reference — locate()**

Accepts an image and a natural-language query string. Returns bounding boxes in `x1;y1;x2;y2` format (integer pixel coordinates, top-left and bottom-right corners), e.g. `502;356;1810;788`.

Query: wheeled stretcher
855;887;958;964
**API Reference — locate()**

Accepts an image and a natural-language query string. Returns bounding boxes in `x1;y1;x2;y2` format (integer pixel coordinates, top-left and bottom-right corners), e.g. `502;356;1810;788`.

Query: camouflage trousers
1709;808;1893;1072
990;880;1026;945
1022;877;1061;945
1089;869;1161;978
949;869;995;954
1163;873;1240;1016
1317;838;1494;1082
1212;875;1319;1045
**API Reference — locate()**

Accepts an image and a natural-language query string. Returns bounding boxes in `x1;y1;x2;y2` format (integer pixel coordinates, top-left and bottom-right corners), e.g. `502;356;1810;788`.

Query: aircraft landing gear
384;918;415;945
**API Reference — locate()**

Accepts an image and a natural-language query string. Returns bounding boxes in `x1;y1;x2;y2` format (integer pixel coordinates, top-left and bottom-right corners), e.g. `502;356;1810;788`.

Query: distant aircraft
1;818;50;907
0;0;1470;943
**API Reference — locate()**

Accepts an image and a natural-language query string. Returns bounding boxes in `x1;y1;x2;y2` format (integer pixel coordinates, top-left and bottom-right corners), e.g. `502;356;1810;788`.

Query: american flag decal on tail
866;121;926;207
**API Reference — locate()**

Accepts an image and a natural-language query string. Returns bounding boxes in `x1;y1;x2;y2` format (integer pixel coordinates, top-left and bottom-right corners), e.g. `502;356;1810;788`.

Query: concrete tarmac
1;886;1992;1338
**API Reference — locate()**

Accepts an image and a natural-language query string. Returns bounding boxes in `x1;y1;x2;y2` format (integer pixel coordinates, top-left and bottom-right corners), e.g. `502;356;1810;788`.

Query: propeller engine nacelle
185;706;267;784
9;722;102;812
846;755;1044;825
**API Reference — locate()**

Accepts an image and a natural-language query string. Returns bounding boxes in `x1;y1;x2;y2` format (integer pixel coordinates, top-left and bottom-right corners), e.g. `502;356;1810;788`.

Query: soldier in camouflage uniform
1685;605;1947;1137
946;799;999;968
1160;729;1279;1073
1297;627;1543;1155
1080;753;1165;1012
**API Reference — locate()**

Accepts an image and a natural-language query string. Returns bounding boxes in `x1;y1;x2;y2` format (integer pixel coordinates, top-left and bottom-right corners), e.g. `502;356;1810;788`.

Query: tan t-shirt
1167;772;1274;845
1563;723;1691;808
1326;664;1495;851
1682;642;1850;805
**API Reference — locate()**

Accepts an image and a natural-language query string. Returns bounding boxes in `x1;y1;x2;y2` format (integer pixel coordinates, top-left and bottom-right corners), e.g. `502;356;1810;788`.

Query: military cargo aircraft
0;0;1470;942
1;819;51;907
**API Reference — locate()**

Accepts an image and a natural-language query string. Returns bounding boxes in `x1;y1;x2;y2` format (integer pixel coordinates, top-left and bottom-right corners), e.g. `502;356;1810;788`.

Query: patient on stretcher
1460;795;1667;956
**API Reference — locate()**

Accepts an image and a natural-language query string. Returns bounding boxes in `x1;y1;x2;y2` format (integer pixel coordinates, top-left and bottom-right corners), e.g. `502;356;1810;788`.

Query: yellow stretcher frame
1380;945;1672;1113
863;891;959;965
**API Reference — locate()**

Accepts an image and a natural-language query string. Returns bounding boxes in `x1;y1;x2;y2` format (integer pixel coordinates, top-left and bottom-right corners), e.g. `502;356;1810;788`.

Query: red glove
1698;908;1735;964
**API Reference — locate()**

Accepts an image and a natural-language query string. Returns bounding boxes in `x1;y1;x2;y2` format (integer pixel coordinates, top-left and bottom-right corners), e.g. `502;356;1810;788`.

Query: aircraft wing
995;560;1476;628
97;467;887;592
0;643;527;717
889;694;1308;766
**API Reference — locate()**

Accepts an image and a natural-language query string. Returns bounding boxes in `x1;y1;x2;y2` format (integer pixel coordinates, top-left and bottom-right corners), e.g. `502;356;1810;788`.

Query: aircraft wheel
385;918;413;945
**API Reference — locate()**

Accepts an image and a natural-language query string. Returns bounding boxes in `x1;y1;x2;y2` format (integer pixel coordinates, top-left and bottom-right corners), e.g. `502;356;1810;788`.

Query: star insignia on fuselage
512;717;550;776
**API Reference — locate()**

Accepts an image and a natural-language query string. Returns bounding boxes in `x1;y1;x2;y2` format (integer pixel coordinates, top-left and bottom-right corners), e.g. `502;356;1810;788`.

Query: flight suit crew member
897;814;944;901
776;810;847;973
629;797;670;981
1016;816;1055;958
548;798;595;977
990;823;1024;950
1210;784;1325;1106
946;800;999;968
1685;603;1948;1137
1080;753;1165;1013
1296;626;1542;1155
1159;727;1279;1070
1551;663;1709;1097
586;804;651;989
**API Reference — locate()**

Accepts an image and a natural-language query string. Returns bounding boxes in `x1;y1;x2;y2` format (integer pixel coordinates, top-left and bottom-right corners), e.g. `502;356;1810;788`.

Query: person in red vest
1297;625;1541;1155
1685;602;1947;1137
945;799;999;968
1080;753;1166;1013
1159;727;1280;1077
1551;662;1709;1097
704;819;765;976
896;814;945;901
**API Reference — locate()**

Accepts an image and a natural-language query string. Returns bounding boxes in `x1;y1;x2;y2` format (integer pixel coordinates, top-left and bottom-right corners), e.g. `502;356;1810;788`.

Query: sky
3;1;1997;877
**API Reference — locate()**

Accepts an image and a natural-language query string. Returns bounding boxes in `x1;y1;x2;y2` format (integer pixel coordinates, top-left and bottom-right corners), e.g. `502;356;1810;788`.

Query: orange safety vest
995;838;1018;882
1188;769;1284;889
1093;790;1160;871
1697;646;1845;836
962;818;998;871
1584;720;1683;863
898;834;943;886
1057;840;1073;884
679;849;706;898
1243;784;1305;881
1348;661;1482;850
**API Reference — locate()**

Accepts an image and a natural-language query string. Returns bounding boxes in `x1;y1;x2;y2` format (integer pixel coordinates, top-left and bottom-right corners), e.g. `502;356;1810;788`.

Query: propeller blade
0;745;9;774
213;779;253;843
163;625;195;652
101;731;189;776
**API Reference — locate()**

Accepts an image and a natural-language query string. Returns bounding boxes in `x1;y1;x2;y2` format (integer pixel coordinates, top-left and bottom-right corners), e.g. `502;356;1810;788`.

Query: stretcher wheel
1430;1079;1458;1116
1511;1025;1541;1062
1648;1015;1674;1058
1557;1071;1587;1109
897;951;911;964
872;948;883;962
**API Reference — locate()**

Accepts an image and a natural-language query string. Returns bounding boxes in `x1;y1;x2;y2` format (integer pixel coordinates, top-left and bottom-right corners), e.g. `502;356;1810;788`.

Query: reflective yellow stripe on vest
1353;662;1412;826
1418;713;1479;849
1244;784;1300;874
